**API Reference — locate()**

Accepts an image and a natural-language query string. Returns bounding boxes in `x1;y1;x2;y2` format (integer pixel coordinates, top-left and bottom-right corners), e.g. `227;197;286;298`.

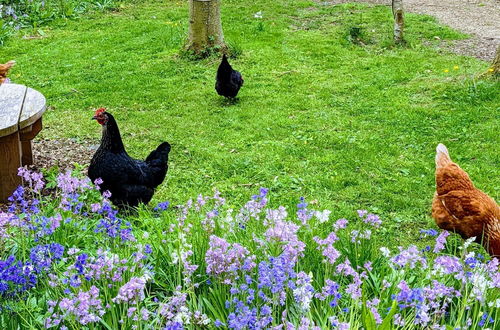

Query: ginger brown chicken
0;60;15;84
432;143;500;257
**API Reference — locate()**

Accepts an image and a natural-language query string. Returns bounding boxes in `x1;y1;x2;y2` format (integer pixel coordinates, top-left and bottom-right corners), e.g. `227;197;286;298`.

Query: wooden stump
0;132;22;201
0;83;46;202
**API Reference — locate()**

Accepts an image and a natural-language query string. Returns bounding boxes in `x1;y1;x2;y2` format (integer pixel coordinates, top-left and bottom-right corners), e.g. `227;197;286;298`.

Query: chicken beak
92;116;97;120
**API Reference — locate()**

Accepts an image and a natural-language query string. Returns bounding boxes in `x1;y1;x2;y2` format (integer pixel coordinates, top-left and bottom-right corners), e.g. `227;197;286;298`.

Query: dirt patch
32;138;98;171
314;0;500;61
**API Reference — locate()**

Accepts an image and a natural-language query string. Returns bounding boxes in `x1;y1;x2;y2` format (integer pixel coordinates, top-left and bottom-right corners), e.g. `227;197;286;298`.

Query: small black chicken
215;54;244;99
88;108;171;208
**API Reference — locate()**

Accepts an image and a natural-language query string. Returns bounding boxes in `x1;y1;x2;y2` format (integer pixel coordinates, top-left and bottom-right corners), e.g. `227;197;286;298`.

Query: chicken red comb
95;108;107;115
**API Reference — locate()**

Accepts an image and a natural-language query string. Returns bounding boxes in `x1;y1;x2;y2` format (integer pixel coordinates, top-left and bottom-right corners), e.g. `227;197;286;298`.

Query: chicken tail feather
145;142;171;167
435;143;452;168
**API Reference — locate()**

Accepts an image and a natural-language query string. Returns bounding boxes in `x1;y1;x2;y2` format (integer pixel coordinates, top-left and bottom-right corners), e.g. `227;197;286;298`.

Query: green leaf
362;300;377;330
379;300;398;330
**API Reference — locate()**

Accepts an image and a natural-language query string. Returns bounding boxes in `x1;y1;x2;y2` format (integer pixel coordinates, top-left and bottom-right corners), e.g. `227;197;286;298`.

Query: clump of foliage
1;168;498;329
0;0;124;44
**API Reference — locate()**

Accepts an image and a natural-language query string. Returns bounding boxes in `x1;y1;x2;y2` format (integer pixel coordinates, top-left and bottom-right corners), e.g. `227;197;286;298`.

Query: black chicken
88;108;171;208
215;54;244;99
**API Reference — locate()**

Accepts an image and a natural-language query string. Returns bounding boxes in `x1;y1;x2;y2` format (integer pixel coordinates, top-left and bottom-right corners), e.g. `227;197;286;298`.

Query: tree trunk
186;0;225;55
488;45;500;75
392;0;404;44
479;44;500;78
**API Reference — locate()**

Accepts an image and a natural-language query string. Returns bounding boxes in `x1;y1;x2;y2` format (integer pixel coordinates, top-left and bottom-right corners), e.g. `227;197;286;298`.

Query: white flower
464;251;475;259
254;11;263;19
171;251;179;263
460;236;476;250
488;299;500;308
68;247;80;255
142;231;149;239
380;247;391;257
315;210;331;223
293;286;313;311
470;272;490;302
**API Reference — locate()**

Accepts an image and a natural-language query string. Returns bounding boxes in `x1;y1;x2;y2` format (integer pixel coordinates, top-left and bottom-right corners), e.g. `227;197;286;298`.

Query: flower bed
0;168;498;329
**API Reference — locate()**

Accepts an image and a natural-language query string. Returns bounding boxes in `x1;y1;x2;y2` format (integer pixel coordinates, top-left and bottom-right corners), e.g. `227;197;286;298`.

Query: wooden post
392;0;404;44
186;0;225;55
19;118;42;166
0;132;22;202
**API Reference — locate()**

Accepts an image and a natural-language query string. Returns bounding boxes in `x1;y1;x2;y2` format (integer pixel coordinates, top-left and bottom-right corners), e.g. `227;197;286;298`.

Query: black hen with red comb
88;109;171;208
215;54;244;99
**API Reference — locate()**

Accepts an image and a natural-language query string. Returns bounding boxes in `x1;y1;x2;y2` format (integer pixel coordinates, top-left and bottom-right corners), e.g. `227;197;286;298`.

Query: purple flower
95;203;135;242
56;170;91;194
47;286;104;326
296;197;313;225
112;276;148;303
205;236;255;283
265;218;305;263
433;231;449;253
433;256;463;276
316;279;341;307
314;232;340;264
334;218;348;231
391;245;427;269
17;167;45;192
358;210;382;228
366;298;382;324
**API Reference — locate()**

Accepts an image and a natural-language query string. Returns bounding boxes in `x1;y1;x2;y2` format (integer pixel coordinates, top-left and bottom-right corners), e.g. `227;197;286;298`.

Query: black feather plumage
215;54;244;98
88;111;170;208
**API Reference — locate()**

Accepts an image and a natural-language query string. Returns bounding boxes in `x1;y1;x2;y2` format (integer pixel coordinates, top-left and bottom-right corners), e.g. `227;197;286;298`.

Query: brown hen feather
0;60;15;84
432;144;500;256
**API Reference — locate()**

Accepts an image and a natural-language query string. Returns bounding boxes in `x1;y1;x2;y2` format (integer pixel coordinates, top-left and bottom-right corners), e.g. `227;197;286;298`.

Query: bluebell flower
479;312;494;327
154;201;170;212
75;253;88;274
29;243;64;273
420;229;438;237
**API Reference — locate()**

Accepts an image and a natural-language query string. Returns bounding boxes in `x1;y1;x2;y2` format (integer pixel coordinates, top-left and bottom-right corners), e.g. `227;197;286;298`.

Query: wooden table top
0;83;46;137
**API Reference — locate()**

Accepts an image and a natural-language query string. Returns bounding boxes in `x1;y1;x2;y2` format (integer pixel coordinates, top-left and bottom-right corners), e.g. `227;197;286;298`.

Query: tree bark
186;0;225;55
488;45;500;75
479;44;500;78
392;0;404;44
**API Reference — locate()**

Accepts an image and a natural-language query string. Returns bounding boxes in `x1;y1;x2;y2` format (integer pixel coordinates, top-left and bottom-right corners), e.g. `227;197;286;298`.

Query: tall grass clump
0;168;498;328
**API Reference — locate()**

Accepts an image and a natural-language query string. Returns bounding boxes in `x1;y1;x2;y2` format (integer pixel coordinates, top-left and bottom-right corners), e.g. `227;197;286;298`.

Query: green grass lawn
2;0;499;245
